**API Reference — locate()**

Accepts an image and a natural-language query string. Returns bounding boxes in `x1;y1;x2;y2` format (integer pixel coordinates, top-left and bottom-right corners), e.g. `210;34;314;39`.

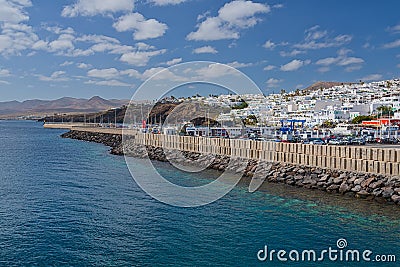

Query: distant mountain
302;81;353;92
0;96;129;117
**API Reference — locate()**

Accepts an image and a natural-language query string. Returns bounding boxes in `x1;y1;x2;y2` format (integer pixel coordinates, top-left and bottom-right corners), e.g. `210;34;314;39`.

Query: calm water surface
0;120;398;266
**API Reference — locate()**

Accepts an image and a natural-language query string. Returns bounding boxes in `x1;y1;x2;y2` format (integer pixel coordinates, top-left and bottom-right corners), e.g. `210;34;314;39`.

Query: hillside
0;96;129;117
302;81;353;92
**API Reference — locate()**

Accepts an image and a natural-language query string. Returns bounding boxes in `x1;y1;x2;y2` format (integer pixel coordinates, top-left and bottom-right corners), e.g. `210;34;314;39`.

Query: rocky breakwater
61;130;122;149
62;130;400;205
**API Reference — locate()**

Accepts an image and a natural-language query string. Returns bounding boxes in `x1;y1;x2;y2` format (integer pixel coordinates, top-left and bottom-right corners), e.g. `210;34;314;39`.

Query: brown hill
302;81;353;92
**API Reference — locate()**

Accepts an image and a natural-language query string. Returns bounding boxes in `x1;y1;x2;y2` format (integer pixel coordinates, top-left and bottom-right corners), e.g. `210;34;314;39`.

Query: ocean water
0;120;399;266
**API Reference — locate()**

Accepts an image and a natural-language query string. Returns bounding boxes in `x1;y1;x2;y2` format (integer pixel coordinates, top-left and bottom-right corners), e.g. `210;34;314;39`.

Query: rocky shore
61;130;400;205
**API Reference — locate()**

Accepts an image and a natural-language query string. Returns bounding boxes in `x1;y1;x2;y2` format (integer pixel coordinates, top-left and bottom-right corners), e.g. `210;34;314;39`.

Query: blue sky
0;0;399;101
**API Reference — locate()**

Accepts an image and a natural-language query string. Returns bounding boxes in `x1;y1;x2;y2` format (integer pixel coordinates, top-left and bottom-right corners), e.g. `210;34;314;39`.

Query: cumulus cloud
266;78;282;88
37;71;69;82
77;62;91;69
148;0;188;6
62;0;134;17
315;49;364;72
88;68;120;79
120;49;166;66
383;39;400;49
226;61;253;68
195;63;239;78
280;59;310;71
113;13;168;40
263;40;275;49
193;46;218;54
279;49;305;57
187;0;270;41
85;79;132;87
0;22;40;56
263;65;276;71
142;67;187;81
0;0;32;23
0;68;11;76
387;24;400;33
0;80;10;85
60;61;74;66
294;25;352;50
165;58;182;66
87;67;141;79
361;74;382;81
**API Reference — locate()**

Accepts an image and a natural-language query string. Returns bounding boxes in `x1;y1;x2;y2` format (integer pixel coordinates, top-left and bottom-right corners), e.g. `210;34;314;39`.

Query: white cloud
315;57;338;66
87;67;141;79
77;62;91;69
294;25;352;50
272;4;284;9
263;40;275;49
60;61;74;66
361;74;382;81
120;49;166;66
193;46;218;54
120;69;141;78
317;66;330;73
0;68;11;76
62;0;134;17
344;65;362;72
0;80;10;85
280;59;310;71
113;13;168;40
142;67;187;81
0;0;32;23
187;0;270;41
397;63;400;68
387;24;400;33
279;49;305;57
88;68;120;79
165;58;182;66
266;78;282;87
195;63;239;78
383;39;400;49
48;33;75;52
148;0;188;6
37;71;69;82
315;49;364;72
218;0;270;28
0;22;39;56
227;61;253;68
45;26;75;35
337;57;364;66
305;25;327;41
85;79;132;87
263;65;275;71
187;17;238;41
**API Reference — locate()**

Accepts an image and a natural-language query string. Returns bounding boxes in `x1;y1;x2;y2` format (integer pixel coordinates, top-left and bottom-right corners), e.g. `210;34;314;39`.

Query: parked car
309;139;325;145
352;138;366;145
328;139;342;145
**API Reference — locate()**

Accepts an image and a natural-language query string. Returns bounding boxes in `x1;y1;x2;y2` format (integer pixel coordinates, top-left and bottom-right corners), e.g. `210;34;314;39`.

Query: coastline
61;130;400;206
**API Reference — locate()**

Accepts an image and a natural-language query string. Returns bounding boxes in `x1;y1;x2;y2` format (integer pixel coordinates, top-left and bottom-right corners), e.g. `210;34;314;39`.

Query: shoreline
61;130;400;206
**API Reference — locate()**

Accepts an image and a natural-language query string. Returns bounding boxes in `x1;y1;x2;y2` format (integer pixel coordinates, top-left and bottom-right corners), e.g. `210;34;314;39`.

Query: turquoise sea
0;120;399;266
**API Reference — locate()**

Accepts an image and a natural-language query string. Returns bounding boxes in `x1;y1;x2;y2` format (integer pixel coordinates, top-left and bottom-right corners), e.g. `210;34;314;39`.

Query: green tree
376;106;394;117
321;120;337;128
243;115;258;125
351;115;375;124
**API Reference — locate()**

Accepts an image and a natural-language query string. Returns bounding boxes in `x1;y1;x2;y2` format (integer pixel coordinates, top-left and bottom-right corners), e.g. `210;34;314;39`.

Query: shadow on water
151;158;400;222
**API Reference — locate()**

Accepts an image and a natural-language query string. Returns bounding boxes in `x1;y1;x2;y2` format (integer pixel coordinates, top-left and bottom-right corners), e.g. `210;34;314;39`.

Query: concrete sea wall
59;128;400;205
